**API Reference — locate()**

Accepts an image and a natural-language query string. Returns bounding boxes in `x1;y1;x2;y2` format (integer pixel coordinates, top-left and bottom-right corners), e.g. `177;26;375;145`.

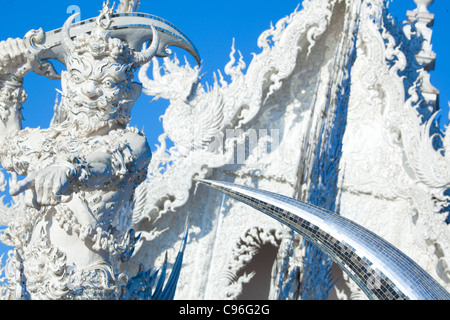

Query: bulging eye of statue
70;71;84;85
102;78;118;90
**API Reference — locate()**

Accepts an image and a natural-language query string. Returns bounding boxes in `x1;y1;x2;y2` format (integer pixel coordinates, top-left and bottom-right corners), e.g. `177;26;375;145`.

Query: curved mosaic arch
195;179;450;300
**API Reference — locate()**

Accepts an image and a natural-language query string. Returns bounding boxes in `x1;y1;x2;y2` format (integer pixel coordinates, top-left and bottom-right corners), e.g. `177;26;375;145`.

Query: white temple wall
170;0;360;299
130;0;450;300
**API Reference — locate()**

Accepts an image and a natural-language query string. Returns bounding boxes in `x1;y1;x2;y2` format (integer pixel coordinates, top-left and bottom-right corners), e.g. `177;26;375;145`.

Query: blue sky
0;1;448;257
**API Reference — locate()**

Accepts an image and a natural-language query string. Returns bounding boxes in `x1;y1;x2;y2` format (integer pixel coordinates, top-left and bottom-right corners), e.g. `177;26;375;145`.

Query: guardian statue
0;2;196;300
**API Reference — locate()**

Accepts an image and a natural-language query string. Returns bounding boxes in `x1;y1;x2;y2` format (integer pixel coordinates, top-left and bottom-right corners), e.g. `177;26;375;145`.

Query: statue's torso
3;126;149;299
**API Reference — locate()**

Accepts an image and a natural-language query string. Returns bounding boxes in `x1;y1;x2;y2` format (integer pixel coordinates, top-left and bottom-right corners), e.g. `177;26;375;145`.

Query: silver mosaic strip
196;179;450;300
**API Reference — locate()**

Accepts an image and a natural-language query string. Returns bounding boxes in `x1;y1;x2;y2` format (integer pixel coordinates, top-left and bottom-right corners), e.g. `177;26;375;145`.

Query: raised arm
0;37;36;141
10;129;151;207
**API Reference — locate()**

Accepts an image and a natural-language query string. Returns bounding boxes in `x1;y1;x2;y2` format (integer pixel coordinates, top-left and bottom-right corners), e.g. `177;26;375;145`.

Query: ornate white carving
0;1;185;299
134;0;341;224
217;227;282;299
134;0;363;300
337;0;450;297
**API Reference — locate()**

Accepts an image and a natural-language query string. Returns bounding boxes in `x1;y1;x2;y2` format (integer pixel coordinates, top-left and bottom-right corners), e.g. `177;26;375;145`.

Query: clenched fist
0;37;35;79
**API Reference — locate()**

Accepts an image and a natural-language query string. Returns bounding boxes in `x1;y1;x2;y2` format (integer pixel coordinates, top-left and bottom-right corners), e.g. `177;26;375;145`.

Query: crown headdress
22;1;200;79
62;1;159;68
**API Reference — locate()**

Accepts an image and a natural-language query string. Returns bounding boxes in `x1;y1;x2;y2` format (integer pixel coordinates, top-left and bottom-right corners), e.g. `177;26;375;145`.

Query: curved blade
33;12;200;66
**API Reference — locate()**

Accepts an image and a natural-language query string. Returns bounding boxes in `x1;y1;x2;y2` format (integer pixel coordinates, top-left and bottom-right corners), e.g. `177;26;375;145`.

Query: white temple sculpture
0;0;449;300
0;1;196;299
